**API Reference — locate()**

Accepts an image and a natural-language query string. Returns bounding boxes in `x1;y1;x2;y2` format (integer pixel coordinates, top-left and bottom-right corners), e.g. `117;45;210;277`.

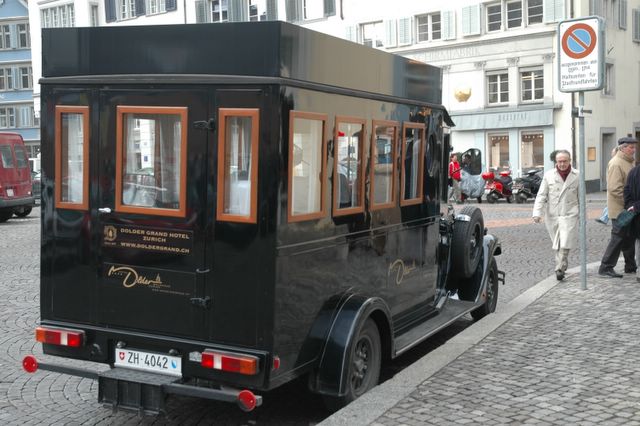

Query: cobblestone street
0;198;614;424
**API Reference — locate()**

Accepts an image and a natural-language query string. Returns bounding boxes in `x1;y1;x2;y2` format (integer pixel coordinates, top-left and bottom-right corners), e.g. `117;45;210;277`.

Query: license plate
484;189;491;195
512;189;519;194
114;348;182;377
6;188;13;197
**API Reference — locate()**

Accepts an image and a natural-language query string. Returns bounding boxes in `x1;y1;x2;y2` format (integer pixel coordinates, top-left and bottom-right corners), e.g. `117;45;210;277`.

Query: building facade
0;0;38;165
27;0;640;189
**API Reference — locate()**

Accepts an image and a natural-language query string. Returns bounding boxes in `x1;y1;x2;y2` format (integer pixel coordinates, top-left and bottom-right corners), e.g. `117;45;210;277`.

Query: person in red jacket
448;153;462;203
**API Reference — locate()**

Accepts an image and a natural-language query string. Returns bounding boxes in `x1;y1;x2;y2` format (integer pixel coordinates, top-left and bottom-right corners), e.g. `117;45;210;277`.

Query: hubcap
351;337;371;392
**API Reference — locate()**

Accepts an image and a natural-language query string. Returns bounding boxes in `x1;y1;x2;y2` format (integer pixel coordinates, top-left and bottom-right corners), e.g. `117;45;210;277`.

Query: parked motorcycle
512;168;543;203
482;168;513;203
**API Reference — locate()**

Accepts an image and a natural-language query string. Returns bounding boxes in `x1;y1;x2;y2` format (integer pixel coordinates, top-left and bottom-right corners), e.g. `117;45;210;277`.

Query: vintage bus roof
41;21;445;108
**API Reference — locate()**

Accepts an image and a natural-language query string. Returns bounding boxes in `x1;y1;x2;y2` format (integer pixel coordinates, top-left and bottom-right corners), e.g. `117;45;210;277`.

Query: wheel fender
313;294;392;397
476;234;502;301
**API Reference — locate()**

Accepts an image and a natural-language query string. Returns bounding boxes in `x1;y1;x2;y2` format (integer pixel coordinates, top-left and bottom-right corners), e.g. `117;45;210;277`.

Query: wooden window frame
287;111;327;223
115;105;188;218
370;120;398;211
217;108;260;224
55;105;89;211
333;116;367;217
400;122;425;207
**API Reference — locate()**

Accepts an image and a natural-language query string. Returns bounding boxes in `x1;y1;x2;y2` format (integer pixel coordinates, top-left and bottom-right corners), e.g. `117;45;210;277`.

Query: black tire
0;210;12;223
506;195;513;203
515;194;523;203
477;197;482;204
518;193;528;204
323;318;381;411
451;205;484;278
471;258;499;321
14;207;32;218
486;194;497;204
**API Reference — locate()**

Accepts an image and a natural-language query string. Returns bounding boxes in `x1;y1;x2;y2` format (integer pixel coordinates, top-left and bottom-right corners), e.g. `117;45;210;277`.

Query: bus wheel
323;318;381;411
14;207;32;218
0;210;12;222
451;205;484;278
471;258;499;321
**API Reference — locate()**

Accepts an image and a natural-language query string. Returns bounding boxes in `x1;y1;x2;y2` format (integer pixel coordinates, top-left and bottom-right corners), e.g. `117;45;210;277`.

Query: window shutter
229;0;249;22
442;10;456;40
11;67;18;90
554;0;565;21
345;25;357;42
633;9;640;42
286;0;301;22
266;0;277;20
398;17;412;45
195;0;208;22
324;0;335;17
135;0;145;16
620;0;628;29
105;0;117;22
384;20;397;47
462;5;480;36
8;24;16;49
166;0;177;11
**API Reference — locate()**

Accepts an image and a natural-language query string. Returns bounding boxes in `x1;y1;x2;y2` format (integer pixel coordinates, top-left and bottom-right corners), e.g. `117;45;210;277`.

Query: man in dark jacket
624;162;640;282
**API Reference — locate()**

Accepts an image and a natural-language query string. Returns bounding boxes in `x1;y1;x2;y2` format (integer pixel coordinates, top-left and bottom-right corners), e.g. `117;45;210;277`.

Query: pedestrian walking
624;162;640;283
598;136;638;278
532;150;579;281
448;153;462;203
596;147;618;225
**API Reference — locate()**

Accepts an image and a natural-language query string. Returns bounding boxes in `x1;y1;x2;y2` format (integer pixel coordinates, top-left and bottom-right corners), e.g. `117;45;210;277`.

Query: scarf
557;164;571;181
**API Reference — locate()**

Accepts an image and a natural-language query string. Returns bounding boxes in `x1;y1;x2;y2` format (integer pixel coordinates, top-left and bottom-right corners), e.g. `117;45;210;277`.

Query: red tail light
237;390;258;411
22;355;38;373
35;326;85;347
201;350;259;375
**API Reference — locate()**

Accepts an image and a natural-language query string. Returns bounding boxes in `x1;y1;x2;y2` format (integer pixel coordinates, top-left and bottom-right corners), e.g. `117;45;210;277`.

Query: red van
0;133;34;222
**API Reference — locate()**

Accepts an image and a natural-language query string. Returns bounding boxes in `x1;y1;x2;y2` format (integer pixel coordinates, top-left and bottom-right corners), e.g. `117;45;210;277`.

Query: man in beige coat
598;136;638;277
533;150;579;281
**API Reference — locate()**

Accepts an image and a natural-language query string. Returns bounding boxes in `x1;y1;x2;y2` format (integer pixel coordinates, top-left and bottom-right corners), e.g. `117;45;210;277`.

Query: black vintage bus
23;22;503;414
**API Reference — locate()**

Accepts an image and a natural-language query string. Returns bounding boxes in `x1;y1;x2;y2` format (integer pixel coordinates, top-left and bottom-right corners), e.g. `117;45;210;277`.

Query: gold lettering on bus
388;259;417;285
107;265;163;288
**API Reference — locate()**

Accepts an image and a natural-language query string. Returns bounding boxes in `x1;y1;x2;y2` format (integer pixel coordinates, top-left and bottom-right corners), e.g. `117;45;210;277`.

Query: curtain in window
105;0;117;22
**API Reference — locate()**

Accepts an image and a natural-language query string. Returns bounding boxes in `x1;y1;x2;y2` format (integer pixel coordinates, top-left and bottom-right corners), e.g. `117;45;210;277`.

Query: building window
633;9;640;41
212;0;229;22
489;134;510;170
521;132;544;169
303;0;323;20
41;4;75;28
521;69;543;102
527;0;543;24
18;24;30;48
416;12;441;42
0;107;15;128
146;0;167;15
0;68;13;91
119;0;136;19
506;0;522;28
361;21;385;48
487;2;502;32
249;0;267;21
19;67;33;90
487;72;509;105
603;63;614;96
0;25;9;50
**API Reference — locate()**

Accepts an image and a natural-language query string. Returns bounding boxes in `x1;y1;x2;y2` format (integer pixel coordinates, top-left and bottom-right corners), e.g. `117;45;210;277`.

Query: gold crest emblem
104;225;117;242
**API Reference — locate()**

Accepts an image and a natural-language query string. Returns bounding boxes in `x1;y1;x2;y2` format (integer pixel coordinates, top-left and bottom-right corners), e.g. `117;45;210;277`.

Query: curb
318;261;599;426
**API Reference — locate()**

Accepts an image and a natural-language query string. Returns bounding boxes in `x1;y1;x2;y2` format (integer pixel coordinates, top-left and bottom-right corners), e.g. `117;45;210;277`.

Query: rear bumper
0;195;35;209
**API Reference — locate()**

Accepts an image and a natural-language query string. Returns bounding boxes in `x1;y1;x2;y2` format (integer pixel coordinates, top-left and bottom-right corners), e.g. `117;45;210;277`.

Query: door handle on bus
98;207;112;214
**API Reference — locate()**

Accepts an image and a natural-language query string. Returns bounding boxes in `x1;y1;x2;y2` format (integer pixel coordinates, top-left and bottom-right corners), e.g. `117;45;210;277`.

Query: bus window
55;106;89;210
288;111;327;222
217;108;259;223
333;117;366;216
370;120;398;210
401;122;425;206
115;106;188;218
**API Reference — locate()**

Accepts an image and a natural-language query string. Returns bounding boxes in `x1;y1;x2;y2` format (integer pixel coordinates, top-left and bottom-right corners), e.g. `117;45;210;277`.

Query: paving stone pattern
373;270;640;425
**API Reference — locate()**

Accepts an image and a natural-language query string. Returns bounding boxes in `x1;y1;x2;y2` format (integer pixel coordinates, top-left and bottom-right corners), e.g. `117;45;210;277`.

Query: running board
393;299;477;357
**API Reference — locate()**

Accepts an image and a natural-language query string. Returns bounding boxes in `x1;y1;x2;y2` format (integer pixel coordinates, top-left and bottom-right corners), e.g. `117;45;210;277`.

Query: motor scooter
482;168;513;203
512;168;543;203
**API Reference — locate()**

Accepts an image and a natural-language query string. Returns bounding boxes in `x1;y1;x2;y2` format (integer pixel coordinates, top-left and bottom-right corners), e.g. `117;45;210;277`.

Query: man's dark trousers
600;218;636;271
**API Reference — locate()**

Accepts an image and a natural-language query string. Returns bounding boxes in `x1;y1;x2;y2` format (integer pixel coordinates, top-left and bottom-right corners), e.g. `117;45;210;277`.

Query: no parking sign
558;17;605;92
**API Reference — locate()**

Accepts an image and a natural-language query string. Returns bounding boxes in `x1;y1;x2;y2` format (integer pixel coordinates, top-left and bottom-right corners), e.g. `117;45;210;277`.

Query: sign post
558;16;604;291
